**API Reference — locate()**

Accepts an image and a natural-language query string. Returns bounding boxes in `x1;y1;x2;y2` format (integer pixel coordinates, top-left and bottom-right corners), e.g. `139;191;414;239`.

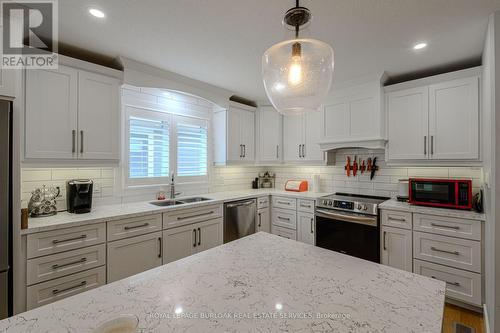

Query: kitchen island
0;232;445;332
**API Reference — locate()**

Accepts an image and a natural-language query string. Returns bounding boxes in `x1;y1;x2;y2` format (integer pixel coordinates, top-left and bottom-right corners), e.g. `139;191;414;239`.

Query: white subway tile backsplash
21;169;51;182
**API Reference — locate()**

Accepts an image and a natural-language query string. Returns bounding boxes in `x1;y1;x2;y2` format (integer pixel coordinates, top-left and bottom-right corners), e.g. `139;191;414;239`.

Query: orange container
285;180;308;192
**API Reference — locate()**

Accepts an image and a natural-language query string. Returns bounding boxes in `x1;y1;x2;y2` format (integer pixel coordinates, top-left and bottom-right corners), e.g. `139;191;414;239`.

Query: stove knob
363;205;368;211
328;201;333;206
357;204;363;210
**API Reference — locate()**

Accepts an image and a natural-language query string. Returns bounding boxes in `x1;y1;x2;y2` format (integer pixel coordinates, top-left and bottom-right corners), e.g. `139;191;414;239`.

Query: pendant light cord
295;0;300;38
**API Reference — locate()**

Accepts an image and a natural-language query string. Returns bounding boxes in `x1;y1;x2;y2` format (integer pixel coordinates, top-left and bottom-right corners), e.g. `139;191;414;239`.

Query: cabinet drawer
272;208;297;230
297;199;315;213
26;266;105;310
414;259;482;306
163;204;223;229
272;196;297;210
27;244;105;286
381;210;412;229
27;223;106;259
413;231;481;273
257;196;269;209
272;225;297;240
413;214;481;241
107;214;162;241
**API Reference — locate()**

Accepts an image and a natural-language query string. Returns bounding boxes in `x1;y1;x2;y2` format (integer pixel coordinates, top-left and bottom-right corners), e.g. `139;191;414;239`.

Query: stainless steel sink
149;200;184;207
178;197;211;203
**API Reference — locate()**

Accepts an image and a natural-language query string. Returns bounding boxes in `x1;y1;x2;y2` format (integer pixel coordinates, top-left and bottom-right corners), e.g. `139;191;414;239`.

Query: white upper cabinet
283;110;325;163
77;71;120;160
25;60;121;161
213;102;256;165
385;68;480;162
386;87;429;160
0;68;17;98
25;66;78;159
429;77;479;160
257;106;282;163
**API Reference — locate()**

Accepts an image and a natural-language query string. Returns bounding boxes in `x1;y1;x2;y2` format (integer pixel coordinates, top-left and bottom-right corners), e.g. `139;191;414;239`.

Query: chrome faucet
170;173;181;199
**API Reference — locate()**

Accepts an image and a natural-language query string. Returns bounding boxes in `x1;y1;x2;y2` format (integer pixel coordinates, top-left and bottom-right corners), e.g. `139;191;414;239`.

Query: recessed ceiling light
89;8;105;18
413;42;427;50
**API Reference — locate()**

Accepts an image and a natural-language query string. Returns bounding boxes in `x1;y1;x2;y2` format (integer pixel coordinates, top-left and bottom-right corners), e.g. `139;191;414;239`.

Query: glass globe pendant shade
262;38;334;115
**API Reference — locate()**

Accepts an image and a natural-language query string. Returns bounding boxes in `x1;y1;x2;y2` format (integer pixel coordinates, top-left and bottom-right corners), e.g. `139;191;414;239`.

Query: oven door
315;209;380;263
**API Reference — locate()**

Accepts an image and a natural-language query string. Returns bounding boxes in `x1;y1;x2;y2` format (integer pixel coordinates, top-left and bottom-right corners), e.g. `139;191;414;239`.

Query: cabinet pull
383;231;387;250
302;144;305;158
158;237;162;258
277;201;290;205
388;217;406;222
193;229;197;247
80;130;84;154
431;135;434;155
52;280;86;295
430;246;459;255
424;136;427;155
124;222;149;230
197;227;201;246
52;234;87;244
301;204;311;208
431;276;460;286
310;218;314;234
72;130;76;153
276;145;279;159
298;144;301;158
51;257;87;270
243;145;246;158
277;216;290;221
430;223;460;230
258;212;262;227
177;211;214;220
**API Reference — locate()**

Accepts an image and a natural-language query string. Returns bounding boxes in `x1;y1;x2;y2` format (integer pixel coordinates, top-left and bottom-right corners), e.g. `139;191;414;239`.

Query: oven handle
315;209;378;227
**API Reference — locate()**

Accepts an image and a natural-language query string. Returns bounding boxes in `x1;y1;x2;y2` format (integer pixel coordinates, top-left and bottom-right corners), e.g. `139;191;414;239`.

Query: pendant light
262;0;334;115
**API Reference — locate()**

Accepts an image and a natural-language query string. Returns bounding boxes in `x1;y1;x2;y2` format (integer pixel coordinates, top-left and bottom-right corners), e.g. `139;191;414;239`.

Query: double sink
149;196;211;207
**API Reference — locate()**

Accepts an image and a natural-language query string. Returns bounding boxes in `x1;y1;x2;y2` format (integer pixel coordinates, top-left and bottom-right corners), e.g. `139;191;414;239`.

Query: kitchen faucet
170;173;181;199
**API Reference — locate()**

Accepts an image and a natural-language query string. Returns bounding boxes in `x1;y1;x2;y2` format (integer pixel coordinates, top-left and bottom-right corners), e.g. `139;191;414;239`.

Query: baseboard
483;304;490;333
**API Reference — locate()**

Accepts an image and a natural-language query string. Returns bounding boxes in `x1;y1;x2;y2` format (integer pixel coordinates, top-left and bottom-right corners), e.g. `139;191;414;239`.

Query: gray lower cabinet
257;207;271;233
297;212;315;245
107;231;163;283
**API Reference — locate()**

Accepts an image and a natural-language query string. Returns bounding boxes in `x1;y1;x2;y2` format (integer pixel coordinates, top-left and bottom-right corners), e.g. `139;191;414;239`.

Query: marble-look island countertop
23;189;332;235
380;198;486;221
0;233;445;332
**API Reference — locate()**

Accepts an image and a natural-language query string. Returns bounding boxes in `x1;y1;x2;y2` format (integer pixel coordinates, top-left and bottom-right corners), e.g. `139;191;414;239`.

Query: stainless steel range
315;193;389;263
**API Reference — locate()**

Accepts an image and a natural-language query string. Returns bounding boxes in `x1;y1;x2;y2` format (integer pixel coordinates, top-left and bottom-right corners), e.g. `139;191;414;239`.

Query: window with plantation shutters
176;118;208;178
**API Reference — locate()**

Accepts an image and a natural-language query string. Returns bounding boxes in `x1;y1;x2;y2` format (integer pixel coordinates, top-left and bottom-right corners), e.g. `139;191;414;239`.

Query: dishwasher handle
225;200;256;209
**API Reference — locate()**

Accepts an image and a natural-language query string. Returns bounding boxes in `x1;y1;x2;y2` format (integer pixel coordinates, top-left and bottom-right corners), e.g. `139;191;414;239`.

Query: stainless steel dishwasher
224;199;256;243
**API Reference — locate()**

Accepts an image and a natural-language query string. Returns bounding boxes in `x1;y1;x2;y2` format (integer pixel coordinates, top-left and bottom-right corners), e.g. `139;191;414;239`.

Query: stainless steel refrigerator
0;100;12;319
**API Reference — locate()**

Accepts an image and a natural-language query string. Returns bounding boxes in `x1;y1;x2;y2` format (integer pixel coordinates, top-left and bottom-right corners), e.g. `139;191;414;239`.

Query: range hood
318;139;387;151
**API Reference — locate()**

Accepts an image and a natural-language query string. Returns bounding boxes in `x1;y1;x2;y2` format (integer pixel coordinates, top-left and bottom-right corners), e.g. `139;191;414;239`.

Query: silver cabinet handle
52;257;87;270
72;130;76;153
277;201;290;205
430;223;460;230
431;135;434;155
310;218;314;234
431;276;460;286
52;281;86;295
301;204;312;208
298;144;301;158
302;144;305;158
424;136;427;155
197;227;201;246
430;246;459;255
158;237;162;258
388;217;406;222
243;145;246;158
258;212;262;227
193;229;197;247
239;144;243;158
383;231;387;250
80;130;84;154
277;216;290;221
276;145;279;159
124;222;149;230
177;211;214;220
52;234;87;244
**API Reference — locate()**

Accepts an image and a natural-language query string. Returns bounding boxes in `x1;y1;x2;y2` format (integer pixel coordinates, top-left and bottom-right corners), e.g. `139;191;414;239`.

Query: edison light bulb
288;56;303;85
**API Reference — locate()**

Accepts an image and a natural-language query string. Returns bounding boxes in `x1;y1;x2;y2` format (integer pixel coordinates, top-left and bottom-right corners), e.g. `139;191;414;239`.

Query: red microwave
409;178;472;210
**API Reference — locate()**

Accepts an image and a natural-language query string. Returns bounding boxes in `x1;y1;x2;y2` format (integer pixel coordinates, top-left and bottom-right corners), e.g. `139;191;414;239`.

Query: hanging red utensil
352;155;358;177
346;156;351;177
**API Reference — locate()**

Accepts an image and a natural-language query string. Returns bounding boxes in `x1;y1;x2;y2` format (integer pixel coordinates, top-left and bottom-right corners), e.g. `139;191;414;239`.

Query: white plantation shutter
129;116;169;179
176;119;208;178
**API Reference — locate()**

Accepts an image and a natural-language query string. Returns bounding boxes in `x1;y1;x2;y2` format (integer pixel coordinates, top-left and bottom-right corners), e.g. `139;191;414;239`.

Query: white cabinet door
429;77;479;160
257;207;271;233
297;212;314;245
78;71;120;160
381;226;412;272
283;114;303;162
226;108;242;162
163;224;197;264
239;109;255;162
323;102;349;141
303;110;324;161
258;106;282;162
196;218;223;252
107;231;162;283
387;87;429;160
0;68;16;98
25;66;78;159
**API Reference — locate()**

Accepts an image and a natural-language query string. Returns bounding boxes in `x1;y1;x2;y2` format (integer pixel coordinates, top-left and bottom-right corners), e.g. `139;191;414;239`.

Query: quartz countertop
379;198;486;221
22;189;331;235
0;232;445;332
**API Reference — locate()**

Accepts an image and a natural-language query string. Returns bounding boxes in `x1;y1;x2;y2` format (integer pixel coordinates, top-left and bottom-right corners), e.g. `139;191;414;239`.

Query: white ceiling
58;0;500;101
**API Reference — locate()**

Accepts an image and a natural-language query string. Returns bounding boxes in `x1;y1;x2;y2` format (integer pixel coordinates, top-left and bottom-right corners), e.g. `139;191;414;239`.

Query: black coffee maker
67;179;93;214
